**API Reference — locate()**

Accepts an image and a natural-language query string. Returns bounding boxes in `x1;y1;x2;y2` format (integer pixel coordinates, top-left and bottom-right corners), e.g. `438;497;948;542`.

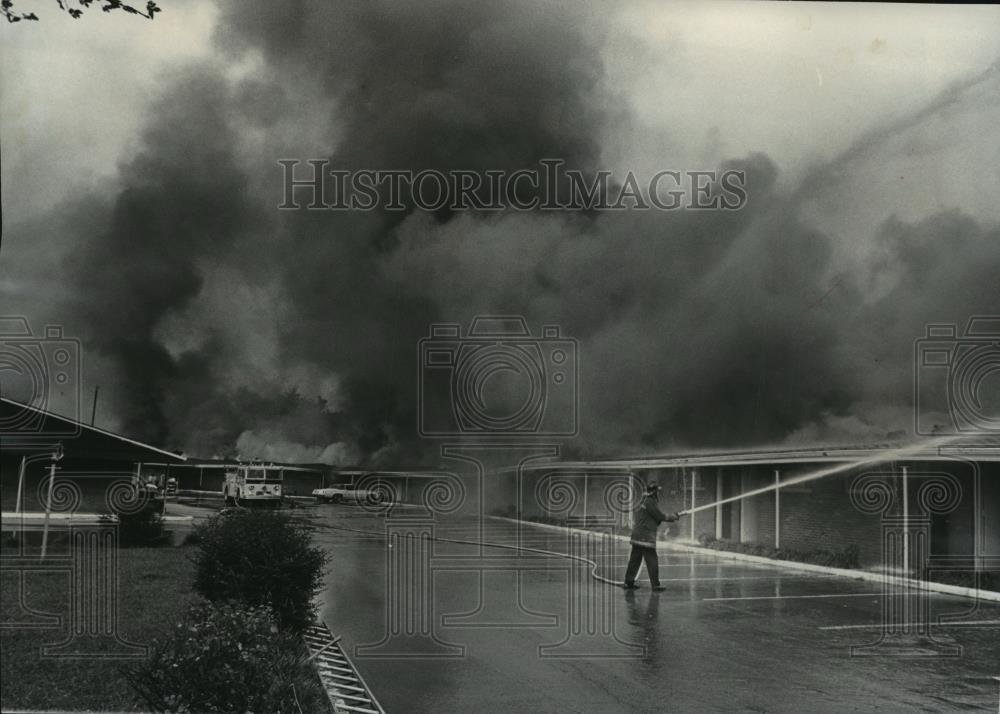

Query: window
245;468;266;481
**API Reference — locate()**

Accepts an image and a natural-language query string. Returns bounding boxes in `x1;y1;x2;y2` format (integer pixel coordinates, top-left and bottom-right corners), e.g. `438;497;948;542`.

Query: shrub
125;601;331;714
192;510;328;632
923;569;999;592
696;536;861;570
117;501;168;547
525;514;566;527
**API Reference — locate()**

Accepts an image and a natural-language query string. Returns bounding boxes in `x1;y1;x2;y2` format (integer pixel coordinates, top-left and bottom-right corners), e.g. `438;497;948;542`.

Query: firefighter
623;482;680;591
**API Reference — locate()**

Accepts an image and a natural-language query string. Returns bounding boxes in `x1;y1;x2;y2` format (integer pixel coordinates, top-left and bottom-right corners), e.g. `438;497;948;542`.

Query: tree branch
2;0;161;22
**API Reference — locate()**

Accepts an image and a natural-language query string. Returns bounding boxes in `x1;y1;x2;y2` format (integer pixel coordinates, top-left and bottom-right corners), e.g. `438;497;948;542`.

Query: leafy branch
2;0;161;23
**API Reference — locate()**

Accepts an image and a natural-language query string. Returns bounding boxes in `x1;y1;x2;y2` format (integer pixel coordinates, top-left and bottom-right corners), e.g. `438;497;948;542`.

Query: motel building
484;445;1000;589
1;396;187;525
4;393;998;592
293;443;999;591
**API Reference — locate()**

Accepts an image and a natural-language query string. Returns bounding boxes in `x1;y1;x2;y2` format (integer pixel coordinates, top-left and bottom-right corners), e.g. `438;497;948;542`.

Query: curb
490;516;1000;603
177;489;315;502
1;512;192;525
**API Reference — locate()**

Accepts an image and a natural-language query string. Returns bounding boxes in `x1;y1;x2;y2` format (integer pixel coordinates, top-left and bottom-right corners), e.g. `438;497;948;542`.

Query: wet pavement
311;507;1000;713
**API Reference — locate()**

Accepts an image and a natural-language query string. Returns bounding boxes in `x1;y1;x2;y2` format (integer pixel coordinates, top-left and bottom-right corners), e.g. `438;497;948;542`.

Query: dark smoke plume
48;1;1000;462
66;71;256;444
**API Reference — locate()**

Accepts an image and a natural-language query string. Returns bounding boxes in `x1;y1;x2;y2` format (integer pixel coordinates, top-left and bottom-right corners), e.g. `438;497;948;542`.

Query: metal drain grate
305;623;387;714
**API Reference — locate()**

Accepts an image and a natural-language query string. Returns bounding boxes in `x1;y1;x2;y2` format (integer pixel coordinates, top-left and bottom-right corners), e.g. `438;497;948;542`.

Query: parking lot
311;507;1000;713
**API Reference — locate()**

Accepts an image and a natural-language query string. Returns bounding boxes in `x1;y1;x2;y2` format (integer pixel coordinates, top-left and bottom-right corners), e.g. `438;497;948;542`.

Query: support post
774;469;781;550
902;465;909;577
739;471;747;544
690;470;697;541
40;455;59;560
627;471;635;529
14;455;26;514
715;468;723;540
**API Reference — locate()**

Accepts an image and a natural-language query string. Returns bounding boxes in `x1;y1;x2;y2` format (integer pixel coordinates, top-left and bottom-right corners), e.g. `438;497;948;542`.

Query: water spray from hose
675;435;966;516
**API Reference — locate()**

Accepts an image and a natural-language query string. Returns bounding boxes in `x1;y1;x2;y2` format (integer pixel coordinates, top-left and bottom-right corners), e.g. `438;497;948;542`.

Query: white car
312;483;387;505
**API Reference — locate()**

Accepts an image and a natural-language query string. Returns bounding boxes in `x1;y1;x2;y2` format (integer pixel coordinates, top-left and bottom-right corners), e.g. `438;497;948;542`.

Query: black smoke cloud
65;71;253;445
383;155;863;453
51;1;1000;462
213;0;617;462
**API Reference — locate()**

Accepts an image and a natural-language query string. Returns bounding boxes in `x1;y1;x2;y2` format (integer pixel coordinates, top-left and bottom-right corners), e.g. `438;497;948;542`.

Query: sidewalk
491;516;1000;603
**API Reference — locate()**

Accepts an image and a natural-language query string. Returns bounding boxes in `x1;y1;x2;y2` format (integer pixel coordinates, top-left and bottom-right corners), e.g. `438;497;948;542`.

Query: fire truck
222;462;284;507
133;466;168;514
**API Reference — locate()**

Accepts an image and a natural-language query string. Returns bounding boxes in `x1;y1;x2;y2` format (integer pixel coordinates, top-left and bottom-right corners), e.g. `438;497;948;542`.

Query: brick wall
777;466;883;566
739;467;777;545
771;461;982;568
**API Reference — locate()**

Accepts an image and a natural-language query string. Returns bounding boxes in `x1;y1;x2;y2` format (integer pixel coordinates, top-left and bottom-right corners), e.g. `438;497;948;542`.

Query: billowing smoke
65;71;257;446
48;1;1000;462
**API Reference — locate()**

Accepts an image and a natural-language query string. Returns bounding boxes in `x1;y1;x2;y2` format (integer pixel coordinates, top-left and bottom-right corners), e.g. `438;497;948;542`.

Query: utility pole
39;443;64;560
90;385;100;426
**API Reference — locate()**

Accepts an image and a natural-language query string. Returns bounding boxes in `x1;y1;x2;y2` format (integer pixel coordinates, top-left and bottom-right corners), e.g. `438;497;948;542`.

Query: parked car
312;483;387;505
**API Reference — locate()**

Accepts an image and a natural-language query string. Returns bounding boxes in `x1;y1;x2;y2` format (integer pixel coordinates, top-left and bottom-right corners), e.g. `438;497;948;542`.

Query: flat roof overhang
507;443;1000;472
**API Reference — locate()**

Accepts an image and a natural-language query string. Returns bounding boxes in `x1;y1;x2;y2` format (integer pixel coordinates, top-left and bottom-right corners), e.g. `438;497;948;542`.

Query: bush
126;601;331;714
696;536;861;570
192;510;328;632
489;505;516;518
117;501;168;547
924;569;999;592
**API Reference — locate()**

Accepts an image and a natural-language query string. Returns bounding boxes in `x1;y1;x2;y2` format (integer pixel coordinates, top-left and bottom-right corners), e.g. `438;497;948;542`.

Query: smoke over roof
5;2;999;464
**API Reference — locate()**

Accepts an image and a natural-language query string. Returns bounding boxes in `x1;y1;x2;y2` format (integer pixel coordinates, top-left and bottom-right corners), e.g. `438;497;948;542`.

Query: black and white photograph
1;1;999;712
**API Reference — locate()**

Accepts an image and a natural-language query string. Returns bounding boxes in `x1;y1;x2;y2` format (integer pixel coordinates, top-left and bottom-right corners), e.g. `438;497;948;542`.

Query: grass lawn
1;545;199;712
